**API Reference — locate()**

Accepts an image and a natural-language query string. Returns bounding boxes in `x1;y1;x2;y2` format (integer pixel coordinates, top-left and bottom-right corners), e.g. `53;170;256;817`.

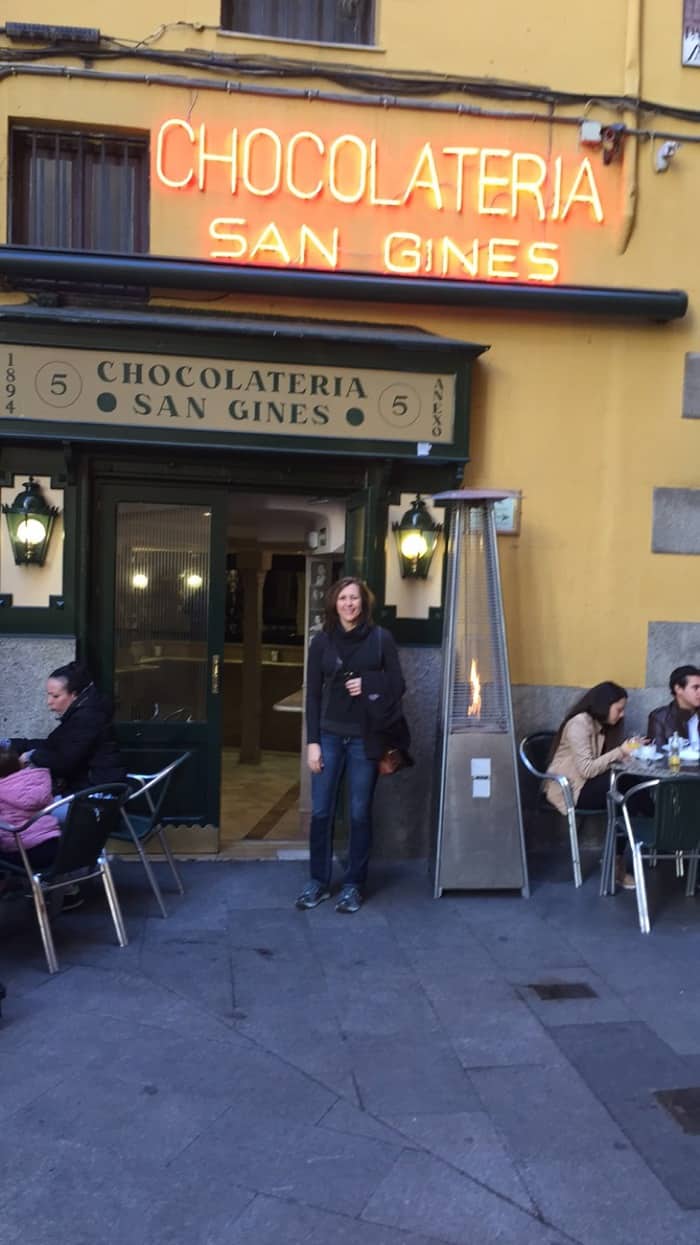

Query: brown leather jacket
646;701;697;748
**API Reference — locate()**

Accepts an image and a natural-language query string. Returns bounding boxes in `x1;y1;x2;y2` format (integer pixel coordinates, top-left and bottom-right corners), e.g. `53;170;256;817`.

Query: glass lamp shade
392;496;442;580
2;477;59;566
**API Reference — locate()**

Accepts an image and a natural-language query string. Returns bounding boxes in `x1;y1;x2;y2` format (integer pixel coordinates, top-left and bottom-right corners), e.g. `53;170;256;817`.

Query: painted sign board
1;343;459;457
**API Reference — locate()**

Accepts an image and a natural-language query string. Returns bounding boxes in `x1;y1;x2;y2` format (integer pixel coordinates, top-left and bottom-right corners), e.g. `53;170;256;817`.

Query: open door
92;483;226;828
343;476;387;592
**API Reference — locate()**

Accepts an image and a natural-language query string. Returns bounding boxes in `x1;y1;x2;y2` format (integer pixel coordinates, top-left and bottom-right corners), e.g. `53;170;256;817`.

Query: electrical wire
2;31;700;131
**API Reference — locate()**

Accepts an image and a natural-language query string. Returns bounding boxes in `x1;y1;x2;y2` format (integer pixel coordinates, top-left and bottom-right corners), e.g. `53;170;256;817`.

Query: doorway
91;457;384;851
218;491;346;858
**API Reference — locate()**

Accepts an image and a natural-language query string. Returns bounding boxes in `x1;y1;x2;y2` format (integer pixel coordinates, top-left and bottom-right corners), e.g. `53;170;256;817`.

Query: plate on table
681;748;700;764
636;746;661;762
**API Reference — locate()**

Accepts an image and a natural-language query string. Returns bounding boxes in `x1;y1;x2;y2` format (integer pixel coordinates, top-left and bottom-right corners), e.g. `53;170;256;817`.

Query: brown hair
323;577;375;632
0;746;21;780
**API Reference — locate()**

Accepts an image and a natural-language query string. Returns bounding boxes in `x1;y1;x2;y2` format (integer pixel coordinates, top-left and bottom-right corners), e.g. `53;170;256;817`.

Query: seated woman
0;745;60;875
11;661;126;796
545;681;639;889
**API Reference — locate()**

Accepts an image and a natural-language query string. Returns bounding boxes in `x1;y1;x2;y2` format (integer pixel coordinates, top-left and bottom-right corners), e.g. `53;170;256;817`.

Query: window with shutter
9;125;149;253
221;0;375;45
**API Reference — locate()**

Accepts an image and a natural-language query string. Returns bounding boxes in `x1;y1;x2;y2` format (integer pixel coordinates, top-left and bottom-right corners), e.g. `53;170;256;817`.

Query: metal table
600;757;700;896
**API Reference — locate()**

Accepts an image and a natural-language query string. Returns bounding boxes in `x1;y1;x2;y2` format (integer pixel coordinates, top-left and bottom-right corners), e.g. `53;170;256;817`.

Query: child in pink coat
0;746;60;873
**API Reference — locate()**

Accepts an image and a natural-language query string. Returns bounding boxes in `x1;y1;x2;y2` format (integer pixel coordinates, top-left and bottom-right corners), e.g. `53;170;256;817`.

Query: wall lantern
392;495;442;580
2;476;59;567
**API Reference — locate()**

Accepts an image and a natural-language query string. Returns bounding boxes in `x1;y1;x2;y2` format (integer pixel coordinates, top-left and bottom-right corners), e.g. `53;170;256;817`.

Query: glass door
93;483;226;828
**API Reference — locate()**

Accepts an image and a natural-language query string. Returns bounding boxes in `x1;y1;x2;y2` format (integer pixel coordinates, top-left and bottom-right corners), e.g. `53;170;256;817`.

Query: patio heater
431;490;529;897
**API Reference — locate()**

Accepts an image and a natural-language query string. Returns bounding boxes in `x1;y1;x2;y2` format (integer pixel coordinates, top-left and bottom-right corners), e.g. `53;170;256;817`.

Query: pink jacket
0;768;60;852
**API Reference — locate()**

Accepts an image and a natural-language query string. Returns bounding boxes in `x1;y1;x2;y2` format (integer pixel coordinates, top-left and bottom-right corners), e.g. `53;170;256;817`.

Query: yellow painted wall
0;1;698;690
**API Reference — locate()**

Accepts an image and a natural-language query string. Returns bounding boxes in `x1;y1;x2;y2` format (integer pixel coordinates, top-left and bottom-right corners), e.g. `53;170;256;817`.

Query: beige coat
545;712;625;814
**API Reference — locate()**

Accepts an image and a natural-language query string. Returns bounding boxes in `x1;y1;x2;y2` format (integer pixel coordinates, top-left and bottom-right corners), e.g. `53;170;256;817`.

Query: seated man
647;665;700;749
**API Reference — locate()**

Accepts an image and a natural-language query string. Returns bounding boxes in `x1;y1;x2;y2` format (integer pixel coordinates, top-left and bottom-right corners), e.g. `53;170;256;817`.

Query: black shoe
60;884;84;913
295;881;331;910
335;885;363;914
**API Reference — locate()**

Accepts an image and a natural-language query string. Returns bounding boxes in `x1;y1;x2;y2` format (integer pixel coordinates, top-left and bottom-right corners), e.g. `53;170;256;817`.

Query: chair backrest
518;732;556;810
125;752;192;827
519;732;556;779
653;780;700;853
46;783;130;879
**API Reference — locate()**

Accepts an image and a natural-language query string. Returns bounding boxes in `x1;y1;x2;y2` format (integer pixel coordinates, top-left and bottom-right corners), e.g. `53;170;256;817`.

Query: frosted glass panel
113;503;210;721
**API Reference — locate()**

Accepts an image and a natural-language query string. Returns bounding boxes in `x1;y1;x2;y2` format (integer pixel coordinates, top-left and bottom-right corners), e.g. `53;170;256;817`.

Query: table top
613;757;700;781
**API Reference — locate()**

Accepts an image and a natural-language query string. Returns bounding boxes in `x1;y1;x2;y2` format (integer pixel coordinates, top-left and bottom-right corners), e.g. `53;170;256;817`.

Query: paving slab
2;857;700;1243
362;1149;572;1245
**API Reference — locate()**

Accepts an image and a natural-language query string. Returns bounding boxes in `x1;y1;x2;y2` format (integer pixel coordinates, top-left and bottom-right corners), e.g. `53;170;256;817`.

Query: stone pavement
2;850;700;1245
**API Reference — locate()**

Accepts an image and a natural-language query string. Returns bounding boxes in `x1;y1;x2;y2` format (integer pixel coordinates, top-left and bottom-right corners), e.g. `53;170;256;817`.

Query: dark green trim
380;604;444;647
0;247;688;322
0;316;478;463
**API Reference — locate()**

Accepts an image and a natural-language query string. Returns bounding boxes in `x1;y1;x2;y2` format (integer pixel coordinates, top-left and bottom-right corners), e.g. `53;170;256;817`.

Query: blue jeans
309;732;378;888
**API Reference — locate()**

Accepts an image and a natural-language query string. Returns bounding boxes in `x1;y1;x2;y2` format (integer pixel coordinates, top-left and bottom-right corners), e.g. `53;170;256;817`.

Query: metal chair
519;732;604;888
110;753;191;918
0;783;130;974
607;778;700;933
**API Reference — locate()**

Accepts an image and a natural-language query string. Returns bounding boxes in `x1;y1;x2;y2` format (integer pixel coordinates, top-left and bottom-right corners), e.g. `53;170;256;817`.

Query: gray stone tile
14;1065;232;1165
384;1111;536;1212
606;1097;700;1210
624;988;700;1055
169;1108;403;1216
363;1149;568;1245
225;1193;442;1245
138;929;236;1018
349;1036;481;1115
469;1063;627;1161
27;962;236;1043
451;1008;565;1069
519;1152;700;1245
550;1021;699;1103
320;1100;410;1147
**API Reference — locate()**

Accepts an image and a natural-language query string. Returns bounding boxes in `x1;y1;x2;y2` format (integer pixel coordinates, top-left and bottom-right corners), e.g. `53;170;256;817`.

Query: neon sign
153;106;615;285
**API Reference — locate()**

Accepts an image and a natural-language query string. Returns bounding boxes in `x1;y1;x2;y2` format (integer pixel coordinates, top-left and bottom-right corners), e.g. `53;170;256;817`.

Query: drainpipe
619;0;643;253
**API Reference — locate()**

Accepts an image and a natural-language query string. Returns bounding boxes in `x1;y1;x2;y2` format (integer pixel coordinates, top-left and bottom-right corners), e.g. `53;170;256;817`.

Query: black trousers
577;772;653;858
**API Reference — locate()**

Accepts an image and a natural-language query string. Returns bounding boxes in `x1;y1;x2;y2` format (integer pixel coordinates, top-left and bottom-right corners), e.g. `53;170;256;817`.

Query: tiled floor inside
219;749;306;857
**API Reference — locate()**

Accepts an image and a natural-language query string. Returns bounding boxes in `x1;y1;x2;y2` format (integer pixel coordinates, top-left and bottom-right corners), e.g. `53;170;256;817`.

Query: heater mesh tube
449;507;509;732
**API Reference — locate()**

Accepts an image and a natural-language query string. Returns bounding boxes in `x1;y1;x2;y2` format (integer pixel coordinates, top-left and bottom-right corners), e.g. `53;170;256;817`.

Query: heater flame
467;659;482;718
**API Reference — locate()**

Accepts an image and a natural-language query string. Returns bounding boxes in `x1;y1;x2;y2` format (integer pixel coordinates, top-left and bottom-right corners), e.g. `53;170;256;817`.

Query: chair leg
566;810;583;888
676;851;684;878
30;876;59;974
632;843;651;934
158;828;185;896
686;853;699;898
100;855;128;948
127;826;168;918
600;815;616;896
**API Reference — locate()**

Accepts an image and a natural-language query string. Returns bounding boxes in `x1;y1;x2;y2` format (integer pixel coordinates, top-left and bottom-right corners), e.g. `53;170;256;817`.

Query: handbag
377;747;408;776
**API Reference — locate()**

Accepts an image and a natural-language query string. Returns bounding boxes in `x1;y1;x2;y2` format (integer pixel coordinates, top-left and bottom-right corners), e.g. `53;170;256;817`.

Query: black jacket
306;625;409;759
646;700;698;748
13;684;126;794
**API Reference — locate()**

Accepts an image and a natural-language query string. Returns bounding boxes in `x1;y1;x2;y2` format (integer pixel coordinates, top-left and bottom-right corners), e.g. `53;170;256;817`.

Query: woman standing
296;577;408;914
545;681;640;889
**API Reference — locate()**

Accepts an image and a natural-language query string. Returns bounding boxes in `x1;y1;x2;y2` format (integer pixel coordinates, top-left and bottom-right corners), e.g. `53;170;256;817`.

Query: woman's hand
18;751;34;767
345;677;362;697
307;743;324;774
620;738;640;756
